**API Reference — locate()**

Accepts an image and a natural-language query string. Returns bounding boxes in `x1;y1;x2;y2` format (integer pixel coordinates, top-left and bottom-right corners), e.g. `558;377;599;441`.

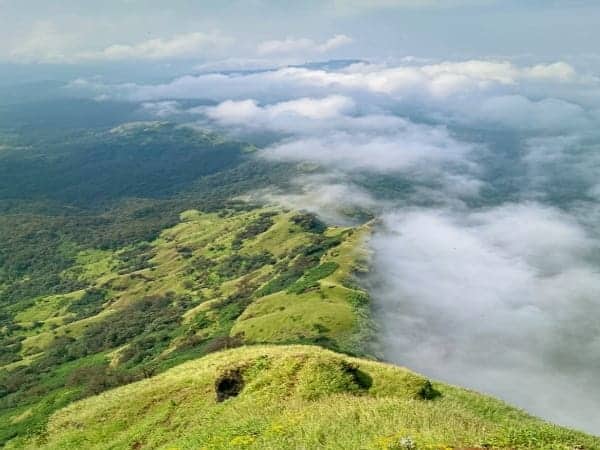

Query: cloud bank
369;205;600;432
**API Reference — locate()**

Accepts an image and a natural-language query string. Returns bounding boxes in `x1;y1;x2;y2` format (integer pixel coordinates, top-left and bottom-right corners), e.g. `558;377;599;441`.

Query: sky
3;0;600;436
2;0;600;69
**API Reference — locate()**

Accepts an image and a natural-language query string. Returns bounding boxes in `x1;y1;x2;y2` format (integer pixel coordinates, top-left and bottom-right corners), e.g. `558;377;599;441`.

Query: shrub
67;288;108;320
287;262;339;294
231;212;276;249
204;334;244;354
216;252;274;279
291;212;327;234
67;364;139;395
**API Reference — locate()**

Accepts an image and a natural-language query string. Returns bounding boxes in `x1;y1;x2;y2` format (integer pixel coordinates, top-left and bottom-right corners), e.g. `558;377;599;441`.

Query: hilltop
10;345;600;449
0;205;371;444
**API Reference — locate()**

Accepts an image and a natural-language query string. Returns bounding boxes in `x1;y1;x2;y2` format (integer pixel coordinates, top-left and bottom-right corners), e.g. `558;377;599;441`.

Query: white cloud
259;120;472;173
140;101;182;117
254;173;379;225
318;34;354;52
204;99;262;123
471;95;590;131
523;134;600;200
256;34;353;56
257;37;314;56
80;32;231;61
9;20;79;63
276;60;578;95
269;95;355;118
10;30;232;63
81;60;588;117
204;95;355;125
371;204;600;432
193;58;287;73
523;61;577;81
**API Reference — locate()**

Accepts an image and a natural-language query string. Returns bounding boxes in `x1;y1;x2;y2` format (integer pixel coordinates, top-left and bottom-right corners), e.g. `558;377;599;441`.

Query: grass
1;206;372;445
10;345;600;450
14;290;83;327
0;351;108;443
230;288;356;346
231;223;371;354
3;207;600;448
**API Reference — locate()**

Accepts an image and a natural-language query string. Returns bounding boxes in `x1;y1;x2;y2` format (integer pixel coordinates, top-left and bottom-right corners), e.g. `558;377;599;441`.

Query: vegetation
9;345;600;450
0;121;292;311
0;205;370;445
1;105;599;448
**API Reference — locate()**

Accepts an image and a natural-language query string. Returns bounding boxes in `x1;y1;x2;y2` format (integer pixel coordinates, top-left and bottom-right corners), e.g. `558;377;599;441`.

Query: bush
231;212;276;249
287;262;339;294
67;288;108;320
67;364;139;395
204;334;244;354
215;252;274;279
291;213;327;234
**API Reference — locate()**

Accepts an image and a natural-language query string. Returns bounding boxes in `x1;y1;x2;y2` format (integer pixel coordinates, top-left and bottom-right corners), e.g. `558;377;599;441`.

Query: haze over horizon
2;0;600;436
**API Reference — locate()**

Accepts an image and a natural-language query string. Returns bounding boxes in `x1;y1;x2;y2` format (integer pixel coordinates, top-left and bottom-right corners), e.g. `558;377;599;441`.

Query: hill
2;116;600;449
0;205;371;444
10;345;600;449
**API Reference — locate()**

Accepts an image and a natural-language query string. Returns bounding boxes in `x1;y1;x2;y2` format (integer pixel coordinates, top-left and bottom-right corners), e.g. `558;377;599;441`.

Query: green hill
0;205;371;445
1;119;599;449
10;345;600;450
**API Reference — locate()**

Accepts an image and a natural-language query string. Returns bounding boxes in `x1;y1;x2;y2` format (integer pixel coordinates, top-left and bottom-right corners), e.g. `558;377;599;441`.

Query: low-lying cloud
260;126;471;173
205;95;355;124
369;204;600;432
84;32;232;61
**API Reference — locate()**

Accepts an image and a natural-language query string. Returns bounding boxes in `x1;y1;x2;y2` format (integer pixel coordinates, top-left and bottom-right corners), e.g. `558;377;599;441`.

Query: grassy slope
3;207;600;449
11;345;600;450
9;208;367;359
231;221;371;353
0;207;370;443
2;198;599;449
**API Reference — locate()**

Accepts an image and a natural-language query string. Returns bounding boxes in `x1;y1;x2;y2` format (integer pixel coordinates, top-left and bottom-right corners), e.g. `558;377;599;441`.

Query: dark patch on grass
418;380;441;400
342;361;373;390
215;367;244;402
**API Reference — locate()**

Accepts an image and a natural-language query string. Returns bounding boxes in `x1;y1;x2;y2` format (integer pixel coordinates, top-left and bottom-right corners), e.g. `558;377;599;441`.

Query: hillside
2;117;600;449
10;345;600;450
0;205;371;444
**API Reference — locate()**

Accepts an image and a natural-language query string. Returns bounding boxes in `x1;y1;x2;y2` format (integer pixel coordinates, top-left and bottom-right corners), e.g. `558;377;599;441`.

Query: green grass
0;351;108;444
4;207;599;449
15;291;83;326
231;287;356;347
1;207;372;445
9;345;600;450
232;223;373;355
